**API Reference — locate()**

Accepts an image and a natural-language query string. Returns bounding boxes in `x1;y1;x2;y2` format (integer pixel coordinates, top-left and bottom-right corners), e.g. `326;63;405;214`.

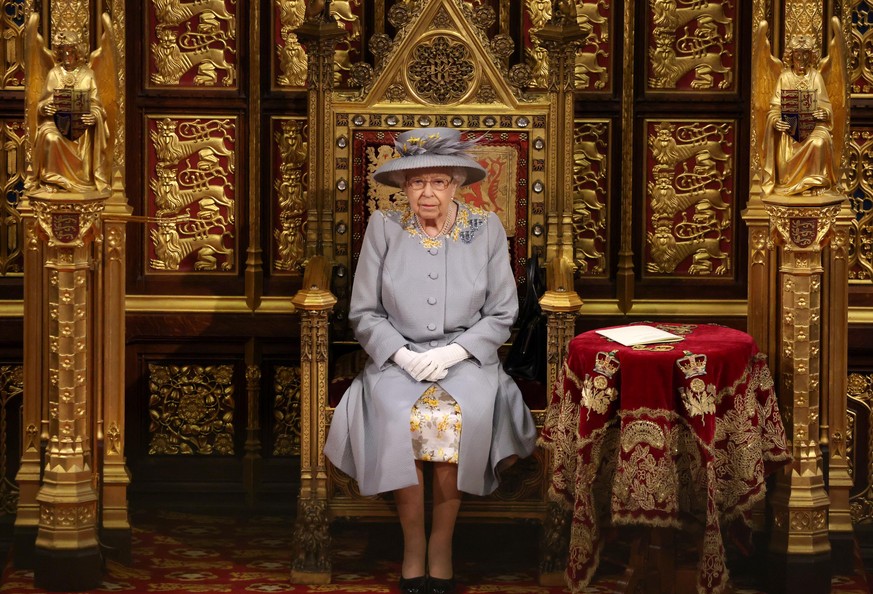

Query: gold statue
24;13;117;194
754;18;846;196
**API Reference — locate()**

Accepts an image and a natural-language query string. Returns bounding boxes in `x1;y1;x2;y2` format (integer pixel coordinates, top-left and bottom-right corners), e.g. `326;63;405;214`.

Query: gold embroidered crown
594;350;620;378
676;351;707;379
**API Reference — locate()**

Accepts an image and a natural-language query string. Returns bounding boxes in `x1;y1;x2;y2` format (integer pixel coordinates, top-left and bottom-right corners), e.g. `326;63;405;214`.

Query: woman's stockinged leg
394;461;426;579
428;462;462;580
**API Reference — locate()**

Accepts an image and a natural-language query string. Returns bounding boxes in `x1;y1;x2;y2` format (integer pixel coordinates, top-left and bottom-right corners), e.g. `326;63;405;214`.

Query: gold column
538;255;581;587
12;199;45;567
246;0;263;309
30;191;107;591
290;256;335;584
616;0;635;313
822;202;854;564
743;16;779;364
532;6;585;274
764;194;841;594
99;188;132;561
296;11;345;263
244;360;262;508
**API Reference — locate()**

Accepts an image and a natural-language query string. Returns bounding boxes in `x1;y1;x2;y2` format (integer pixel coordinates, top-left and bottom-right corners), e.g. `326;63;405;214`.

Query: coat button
429;248;439;255
429;272;439;279
427;323;436;331
430;340;439;347
427;297;437;305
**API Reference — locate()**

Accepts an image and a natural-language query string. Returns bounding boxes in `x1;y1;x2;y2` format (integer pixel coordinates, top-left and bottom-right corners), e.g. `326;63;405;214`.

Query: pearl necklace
416;202;456;238
414;202;457;248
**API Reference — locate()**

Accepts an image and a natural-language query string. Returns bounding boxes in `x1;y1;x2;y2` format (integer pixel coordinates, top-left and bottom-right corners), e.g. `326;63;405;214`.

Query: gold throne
290;0;580;585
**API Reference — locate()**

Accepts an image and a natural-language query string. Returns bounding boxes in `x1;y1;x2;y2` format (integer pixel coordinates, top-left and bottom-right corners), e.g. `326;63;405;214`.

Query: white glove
393;347;439;382
420;344;470;382
393;344;469;382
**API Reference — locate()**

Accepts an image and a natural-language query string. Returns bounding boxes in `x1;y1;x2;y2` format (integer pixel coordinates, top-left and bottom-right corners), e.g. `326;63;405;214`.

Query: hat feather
396;132;479;158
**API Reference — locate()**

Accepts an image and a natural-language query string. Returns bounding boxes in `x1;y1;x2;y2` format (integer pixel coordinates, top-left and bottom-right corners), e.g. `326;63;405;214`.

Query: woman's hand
393;345;469;382
394;347;443;382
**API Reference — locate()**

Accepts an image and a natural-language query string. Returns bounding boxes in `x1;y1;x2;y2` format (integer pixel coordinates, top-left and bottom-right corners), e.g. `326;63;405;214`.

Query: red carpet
0;510;869;593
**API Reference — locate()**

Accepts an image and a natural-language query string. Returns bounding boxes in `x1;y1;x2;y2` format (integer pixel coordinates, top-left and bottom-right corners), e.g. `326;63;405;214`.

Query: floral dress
410;385;462;463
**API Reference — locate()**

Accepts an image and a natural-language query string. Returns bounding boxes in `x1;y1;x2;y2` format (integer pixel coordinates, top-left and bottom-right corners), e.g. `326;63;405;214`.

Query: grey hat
372;127;487;188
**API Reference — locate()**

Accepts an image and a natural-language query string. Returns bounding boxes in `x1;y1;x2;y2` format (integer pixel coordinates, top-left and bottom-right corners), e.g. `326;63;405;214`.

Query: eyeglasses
405;177;453;191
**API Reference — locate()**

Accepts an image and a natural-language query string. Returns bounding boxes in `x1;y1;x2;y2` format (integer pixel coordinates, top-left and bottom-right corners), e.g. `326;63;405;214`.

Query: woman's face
404;167;458;222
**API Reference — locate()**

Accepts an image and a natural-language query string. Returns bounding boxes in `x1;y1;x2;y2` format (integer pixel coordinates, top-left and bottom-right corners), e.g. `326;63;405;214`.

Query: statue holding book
25;13;117;194
754;19;846;197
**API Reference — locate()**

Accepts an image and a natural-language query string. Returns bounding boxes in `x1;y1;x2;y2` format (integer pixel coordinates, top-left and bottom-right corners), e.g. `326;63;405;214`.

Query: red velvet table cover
539;323;791;594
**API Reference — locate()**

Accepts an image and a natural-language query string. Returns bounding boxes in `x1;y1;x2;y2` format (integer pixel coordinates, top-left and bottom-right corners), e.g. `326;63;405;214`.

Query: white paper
595;325;684;347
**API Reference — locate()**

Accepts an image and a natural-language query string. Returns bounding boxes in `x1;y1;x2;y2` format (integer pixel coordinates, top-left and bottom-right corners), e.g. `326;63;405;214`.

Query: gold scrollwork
848;372;873;523
147;363;237;455
1;120;25;275
649;0;734;90
0;365;23;514
273;366;302;456
846;128;873;280
274;119;308;272
1;2;25;88
850;1;873;94
573;120;609;274
620;419;666;453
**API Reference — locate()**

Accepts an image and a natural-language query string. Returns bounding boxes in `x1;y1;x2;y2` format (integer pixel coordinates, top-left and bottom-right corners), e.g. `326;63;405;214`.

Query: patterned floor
0;510;869;593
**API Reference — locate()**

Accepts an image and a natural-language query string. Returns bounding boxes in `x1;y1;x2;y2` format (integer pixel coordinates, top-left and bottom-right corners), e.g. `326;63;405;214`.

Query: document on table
595;325;684;347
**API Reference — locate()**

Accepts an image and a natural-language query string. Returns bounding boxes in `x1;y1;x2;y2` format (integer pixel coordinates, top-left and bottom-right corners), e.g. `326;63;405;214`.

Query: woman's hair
451;167;468;186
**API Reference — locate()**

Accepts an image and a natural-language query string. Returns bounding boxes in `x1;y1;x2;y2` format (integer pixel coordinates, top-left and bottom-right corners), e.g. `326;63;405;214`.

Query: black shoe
428;576;455;594
399;575;427;594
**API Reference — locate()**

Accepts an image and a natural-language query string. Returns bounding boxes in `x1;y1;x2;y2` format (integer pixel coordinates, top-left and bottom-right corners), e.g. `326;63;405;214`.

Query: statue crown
52;29;82;47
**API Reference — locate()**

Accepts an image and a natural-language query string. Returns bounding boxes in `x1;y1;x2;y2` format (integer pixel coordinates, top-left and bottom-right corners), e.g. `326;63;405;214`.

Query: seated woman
325;127;537;594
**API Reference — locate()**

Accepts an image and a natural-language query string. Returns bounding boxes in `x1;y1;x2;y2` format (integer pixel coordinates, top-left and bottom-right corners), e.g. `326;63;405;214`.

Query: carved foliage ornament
147;363;236;455
405;34;477;105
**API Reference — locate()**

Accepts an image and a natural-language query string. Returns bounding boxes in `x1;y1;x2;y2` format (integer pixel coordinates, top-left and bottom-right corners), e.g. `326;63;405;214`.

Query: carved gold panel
849;0;873;95
0;0;25;89
0;120;24;276
845;126;873;281
147;0;238;88
646;0;736;92
145;115;237;273
271;117;308;274
147;363;236;456
525;0;613;92
848;372;873;524
272;366;301;456
0;364;22;515
644;119;736;278
573;119;610;276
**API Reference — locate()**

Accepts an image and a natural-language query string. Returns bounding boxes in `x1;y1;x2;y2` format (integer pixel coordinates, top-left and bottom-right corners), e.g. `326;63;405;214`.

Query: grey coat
324;202;537;496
